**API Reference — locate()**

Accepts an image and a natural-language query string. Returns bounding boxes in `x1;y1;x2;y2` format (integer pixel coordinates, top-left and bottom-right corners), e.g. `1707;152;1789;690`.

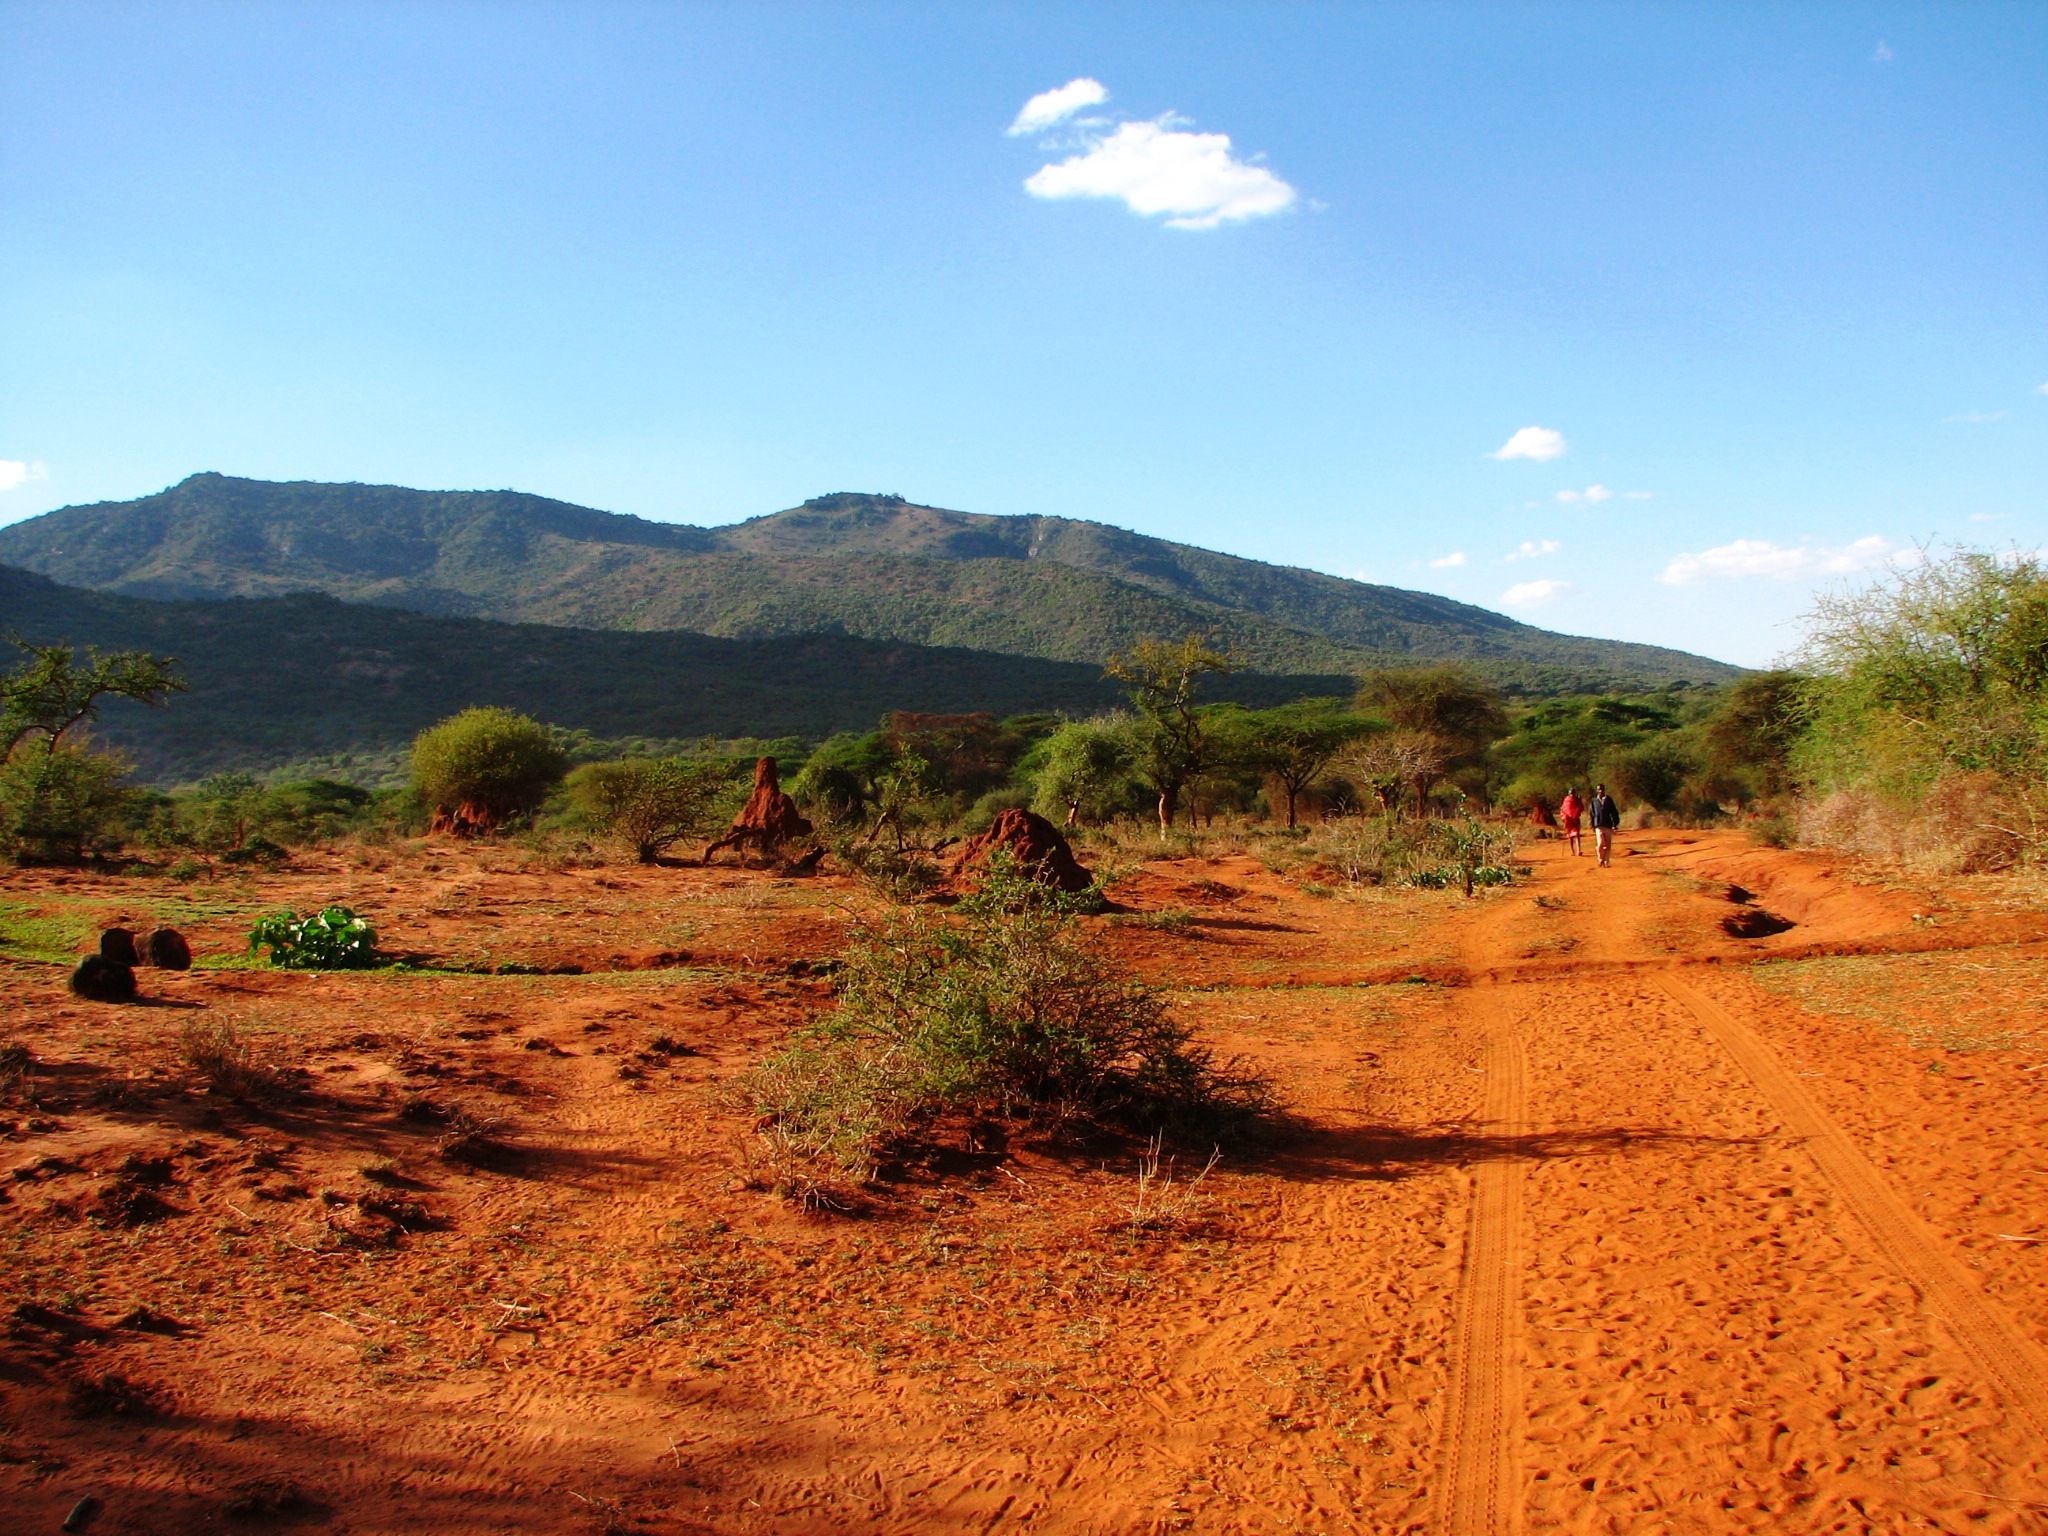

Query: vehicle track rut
1434;989;1528;1536
1657;971;2048;1444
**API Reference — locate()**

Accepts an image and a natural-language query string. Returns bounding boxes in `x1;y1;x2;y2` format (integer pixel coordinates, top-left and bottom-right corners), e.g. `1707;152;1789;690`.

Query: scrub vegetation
3;546;2040;884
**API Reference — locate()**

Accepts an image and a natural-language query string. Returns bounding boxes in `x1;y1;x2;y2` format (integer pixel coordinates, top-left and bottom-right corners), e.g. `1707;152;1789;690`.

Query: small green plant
247;906;381;969
956;850;1108;917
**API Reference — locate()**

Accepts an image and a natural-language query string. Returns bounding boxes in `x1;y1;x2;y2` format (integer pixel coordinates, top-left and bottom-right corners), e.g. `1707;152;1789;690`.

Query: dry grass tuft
1119;1132;1221;1236
178;1018;279;1101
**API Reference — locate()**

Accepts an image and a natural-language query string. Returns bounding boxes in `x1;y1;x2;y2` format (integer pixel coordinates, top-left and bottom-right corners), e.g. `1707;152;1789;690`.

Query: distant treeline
1;564;1722;786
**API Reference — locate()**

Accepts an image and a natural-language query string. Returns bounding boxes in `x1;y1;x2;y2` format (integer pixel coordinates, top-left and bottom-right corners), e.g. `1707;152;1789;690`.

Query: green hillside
0;566;1354;784
0;475;1740;690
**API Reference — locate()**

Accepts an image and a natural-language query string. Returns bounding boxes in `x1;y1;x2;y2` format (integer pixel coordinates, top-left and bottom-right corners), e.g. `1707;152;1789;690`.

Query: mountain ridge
0;474;1740;689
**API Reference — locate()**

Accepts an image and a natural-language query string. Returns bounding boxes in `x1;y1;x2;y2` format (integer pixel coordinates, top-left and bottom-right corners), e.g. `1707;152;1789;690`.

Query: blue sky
2;2;2042;667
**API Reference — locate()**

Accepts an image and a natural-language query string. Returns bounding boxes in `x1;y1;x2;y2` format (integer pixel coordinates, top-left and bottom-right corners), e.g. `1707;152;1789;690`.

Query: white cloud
1623;490;1653;501
1505;539;1561;562
1024;116;1297;229
0;459;48;492
1658;535;1903;585
1488;426;1566;462
1007;78;1109;137
1555;484;1613;504
2037;382;2048;395
1427;551;1467;569
1502;578;1569;607
1969;513;2010;523
1874;40;1894;62
1946;410;2007;424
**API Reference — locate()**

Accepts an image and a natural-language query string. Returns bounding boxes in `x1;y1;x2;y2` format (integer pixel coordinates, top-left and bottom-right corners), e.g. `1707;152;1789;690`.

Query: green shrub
1030;717;1145;827
248;907;381;969
411;708;567;833
960;785;1033;835
744;890;1270;1181
788;761;868;825
0;741;137;863
564;756;740;862
257;779;373;842
831;837;942;902
1793;549;2048;868
1593;735;1696;812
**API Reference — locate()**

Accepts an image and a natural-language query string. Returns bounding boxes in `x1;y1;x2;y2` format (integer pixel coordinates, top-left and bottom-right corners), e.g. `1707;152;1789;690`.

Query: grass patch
0;901;97;963
1750;951;2048;1052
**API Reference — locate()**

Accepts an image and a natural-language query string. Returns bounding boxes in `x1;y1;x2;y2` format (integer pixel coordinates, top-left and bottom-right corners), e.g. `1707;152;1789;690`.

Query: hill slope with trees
0;565;1351;784
0;475;1738;690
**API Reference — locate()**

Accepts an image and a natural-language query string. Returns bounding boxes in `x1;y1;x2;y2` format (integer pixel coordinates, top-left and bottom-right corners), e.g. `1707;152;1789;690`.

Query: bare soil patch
4;830;2047;1533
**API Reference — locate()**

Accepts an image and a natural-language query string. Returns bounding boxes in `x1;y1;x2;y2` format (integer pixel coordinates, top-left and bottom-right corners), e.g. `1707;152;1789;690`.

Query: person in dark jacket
1588;784;1621;866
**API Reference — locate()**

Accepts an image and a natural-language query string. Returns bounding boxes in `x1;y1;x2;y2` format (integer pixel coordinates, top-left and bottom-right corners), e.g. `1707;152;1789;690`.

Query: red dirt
3;828;2047;1533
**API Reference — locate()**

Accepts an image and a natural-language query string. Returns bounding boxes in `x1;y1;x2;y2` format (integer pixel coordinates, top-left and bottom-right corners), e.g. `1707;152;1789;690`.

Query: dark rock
114;1307;190;1335
1722;907;1795;938
69;956;136;1004
99;929;139;966
142;928;193;969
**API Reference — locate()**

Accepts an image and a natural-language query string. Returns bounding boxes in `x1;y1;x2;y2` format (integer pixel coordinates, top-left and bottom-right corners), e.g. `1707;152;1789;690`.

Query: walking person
1589;783;1620;867
1559;786;1584;857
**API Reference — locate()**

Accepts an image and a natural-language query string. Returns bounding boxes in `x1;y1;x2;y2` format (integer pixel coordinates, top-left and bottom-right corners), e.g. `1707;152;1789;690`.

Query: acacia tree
1238;700;1374;828
1031;717;1141;827
1;639;184;758
1704;671;1808;798
0;639;183;864
1340;731;1446;815
566;756;739;862
1357;667;1507;817
1104;637;1236;835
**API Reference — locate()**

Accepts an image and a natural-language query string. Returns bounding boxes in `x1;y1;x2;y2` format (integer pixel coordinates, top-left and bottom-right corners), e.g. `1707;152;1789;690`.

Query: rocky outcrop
951;808;1094;893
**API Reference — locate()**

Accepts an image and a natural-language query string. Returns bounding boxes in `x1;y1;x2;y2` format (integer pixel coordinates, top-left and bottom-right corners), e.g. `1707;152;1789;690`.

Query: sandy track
1435;840;2048;1533
1657;975;2048;1447
1434;991;1528;1536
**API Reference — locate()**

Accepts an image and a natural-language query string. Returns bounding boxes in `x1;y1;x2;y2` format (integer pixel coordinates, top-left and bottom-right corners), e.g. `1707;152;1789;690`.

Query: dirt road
1422;837;2048;1535
5;831;2048;1533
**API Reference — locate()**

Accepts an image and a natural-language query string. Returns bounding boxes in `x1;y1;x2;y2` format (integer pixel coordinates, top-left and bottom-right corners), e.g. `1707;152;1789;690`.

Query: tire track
1657;972;2048;1443
1433;988;1527;1536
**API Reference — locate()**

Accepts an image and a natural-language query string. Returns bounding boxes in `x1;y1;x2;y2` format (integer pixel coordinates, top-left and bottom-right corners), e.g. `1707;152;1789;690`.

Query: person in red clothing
1558;786;1584;857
